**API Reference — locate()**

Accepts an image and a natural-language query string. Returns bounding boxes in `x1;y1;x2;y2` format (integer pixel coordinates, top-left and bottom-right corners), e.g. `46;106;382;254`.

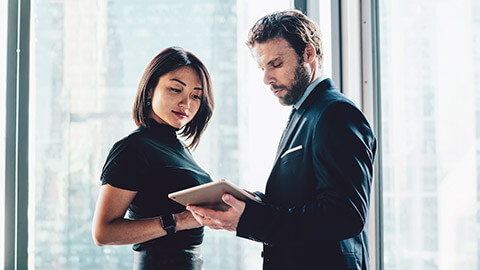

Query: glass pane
315;0;333;78
193;3;291;270
0;0;7;267
29;1;290;269
380;1;480;269
319;0;332;79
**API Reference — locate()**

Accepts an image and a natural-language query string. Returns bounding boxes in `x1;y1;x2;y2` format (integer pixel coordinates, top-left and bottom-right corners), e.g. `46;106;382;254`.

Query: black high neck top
101;119;212;251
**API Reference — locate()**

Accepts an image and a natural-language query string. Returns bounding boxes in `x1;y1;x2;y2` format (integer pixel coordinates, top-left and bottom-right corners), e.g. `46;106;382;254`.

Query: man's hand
187;193;246;231
174;210;202;231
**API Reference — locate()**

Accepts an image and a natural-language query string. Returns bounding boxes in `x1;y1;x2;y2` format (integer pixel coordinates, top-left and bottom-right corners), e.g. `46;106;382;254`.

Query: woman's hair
133;47;214;149
246;9;323;64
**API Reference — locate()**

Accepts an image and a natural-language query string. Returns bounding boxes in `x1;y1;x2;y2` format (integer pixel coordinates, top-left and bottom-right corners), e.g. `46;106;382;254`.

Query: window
307;0;333;79
0;0;7;267
29;1;290;269
379;1;480;269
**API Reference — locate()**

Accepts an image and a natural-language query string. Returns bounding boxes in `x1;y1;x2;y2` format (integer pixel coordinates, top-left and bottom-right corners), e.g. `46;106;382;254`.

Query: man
188;9;376;270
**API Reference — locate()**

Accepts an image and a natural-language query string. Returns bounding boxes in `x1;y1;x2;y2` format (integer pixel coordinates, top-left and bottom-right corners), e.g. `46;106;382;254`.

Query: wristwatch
160;214;176;235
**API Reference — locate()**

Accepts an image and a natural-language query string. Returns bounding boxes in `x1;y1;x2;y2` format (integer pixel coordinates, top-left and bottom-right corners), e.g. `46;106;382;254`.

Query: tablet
168;179;263;211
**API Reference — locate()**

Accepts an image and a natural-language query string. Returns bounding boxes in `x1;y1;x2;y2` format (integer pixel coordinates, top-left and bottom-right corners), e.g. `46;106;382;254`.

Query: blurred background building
28;0;289;269
2;0;480;269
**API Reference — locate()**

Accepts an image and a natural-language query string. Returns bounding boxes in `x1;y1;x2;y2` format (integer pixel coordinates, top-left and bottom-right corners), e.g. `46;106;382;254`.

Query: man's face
252;37;311;106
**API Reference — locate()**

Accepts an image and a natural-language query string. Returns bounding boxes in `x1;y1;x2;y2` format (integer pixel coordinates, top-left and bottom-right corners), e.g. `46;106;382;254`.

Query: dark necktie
280;107;297;143
286;107;297;127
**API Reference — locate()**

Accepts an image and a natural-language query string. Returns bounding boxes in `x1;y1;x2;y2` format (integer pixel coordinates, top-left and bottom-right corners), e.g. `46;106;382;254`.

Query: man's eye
170;88;181;93
272;63;282;68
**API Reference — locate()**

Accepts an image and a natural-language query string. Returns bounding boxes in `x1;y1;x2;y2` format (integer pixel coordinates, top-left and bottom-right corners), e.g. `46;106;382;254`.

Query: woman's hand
174;210;202;231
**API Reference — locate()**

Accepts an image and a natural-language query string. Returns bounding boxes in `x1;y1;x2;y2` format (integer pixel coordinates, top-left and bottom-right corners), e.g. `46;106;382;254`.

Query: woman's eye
170;88;181;93
192;94;202;100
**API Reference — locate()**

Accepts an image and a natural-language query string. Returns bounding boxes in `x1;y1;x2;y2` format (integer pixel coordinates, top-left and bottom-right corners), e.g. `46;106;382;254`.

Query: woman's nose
179;95;191;108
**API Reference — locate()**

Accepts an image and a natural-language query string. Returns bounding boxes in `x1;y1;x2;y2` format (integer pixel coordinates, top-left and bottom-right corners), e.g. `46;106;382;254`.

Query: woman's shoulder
109;127;147;152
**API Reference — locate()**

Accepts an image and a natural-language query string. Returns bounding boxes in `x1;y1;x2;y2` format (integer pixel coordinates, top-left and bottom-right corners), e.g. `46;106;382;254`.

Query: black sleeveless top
100;119;212;251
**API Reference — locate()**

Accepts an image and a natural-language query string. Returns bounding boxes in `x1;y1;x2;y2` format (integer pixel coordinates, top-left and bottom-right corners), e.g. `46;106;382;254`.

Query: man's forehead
252;38;295;62
252;38;295;64
253;49;282;64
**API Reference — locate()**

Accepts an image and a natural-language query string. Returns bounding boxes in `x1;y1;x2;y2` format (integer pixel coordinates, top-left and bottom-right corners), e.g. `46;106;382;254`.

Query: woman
92;47;214;270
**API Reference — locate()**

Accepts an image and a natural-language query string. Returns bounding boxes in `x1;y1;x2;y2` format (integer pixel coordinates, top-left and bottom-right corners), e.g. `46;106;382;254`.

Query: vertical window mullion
5;0;30;269
330;0;343;91
5;0;18;267
17;0;30;269
294;0;307;14
360;0;384;270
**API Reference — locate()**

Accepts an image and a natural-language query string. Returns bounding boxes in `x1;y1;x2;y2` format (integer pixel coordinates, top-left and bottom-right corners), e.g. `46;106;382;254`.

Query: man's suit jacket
237;79;376;270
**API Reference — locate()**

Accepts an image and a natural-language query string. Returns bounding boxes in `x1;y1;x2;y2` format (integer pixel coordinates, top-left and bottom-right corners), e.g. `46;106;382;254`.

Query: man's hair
246;9;323;64
132;47;214;149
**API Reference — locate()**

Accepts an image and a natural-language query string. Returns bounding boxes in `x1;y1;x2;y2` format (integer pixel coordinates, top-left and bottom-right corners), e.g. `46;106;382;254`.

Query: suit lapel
273;79;334;164
274;109;304;162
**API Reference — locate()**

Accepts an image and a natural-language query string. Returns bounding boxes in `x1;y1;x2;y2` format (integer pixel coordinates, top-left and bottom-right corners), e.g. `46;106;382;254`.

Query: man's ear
303;43;316;64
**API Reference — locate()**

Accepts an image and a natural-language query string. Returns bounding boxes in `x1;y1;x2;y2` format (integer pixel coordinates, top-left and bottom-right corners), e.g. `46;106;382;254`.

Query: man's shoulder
302;79;345;109
302;90;367;132
299;78;365;123
307;88;351;113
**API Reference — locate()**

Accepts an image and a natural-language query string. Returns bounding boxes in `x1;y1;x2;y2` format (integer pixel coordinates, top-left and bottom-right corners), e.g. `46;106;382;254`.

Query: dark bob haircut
246;9;323;65
133;47;214;149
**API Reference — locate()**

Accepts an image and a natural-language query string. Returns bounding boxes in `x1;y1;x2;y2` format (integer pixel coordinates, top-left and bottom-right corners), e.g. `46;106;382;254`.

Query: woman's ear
147;88;153;100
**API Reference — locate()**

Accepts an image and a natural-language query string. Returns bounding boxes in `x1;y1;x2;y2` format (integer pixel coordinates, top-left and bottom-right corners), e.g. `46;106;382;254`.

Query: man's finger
222;194;246;216
187;206;220;219
190;211;206;225
222;194;241;208
191;212;213;226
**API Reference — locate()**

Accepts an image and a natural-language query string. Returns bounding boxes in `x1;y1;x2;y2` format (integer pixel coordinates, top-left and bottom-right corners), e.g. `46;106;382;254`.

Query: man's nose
263;70;275;85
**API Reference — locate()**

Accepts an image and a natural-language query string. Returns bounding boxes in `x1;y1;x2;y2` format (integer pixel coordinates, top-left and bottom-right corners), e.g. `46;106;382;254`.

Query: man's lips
173;111;187;118
272;87;285;97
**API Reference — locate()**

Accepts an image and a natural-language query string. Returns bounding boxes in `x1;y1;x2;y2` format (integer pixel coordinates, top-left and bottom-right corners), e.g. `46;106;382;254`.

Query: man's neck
293;76;325;110
308;64;323;85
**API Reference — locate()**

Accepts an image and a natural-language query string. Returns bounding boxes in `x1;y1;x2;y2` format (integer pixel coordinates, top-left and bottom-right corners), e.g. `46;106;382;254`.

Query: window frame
3;0;384;269
360;1;383;269
5;0;30;269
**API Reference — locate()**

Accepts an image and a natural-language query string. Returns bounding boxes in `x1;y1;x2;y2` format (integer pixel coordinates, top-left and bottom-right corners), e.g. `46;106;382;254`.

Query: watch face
161;214;175;227
161;214;176;234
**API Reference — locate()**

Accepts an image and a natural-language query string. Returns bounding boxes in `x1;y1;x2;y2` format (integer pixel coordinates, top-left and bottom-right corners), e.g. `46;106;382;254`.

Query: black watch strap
160;214;176;235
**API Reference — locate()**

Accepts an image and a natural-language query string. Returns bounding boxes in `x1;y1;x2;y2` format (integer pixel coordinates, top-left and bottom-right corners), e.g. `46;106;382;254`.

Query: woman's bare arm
92;184;201;246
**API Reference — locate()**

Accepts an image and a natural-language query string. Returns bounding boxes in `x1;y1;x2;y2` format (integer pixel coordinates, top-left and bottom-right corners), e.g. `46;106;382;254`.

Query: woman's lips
173;111;187;118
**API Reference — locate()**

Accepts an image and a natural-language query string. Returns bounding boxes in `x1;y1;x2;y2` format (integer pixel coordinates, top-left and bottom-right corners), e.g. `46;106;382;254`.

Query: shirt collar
145;118;179;140
293;75;327;110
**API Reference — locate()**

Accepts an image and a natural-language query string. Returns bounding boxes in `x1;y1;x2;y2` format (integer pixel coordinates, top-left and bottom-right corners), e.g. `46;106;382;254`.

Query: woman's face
149;66;203;129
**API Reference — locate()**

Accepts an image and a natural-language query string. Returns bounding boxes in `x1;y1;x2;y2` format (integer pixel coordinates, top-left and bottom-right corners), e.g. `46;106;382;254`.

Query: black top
100;119;212;251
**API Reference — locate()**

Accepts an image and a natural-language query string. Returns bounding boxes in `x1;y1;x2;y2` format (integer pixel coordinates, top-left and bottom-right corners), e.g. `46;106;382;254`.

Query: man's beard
281;61;311;106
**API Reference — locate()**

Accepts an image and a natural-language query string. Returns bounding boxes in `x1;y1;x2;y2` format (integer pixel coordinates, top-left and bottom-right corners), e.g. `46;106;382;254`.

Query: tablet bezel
168;179;262;210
